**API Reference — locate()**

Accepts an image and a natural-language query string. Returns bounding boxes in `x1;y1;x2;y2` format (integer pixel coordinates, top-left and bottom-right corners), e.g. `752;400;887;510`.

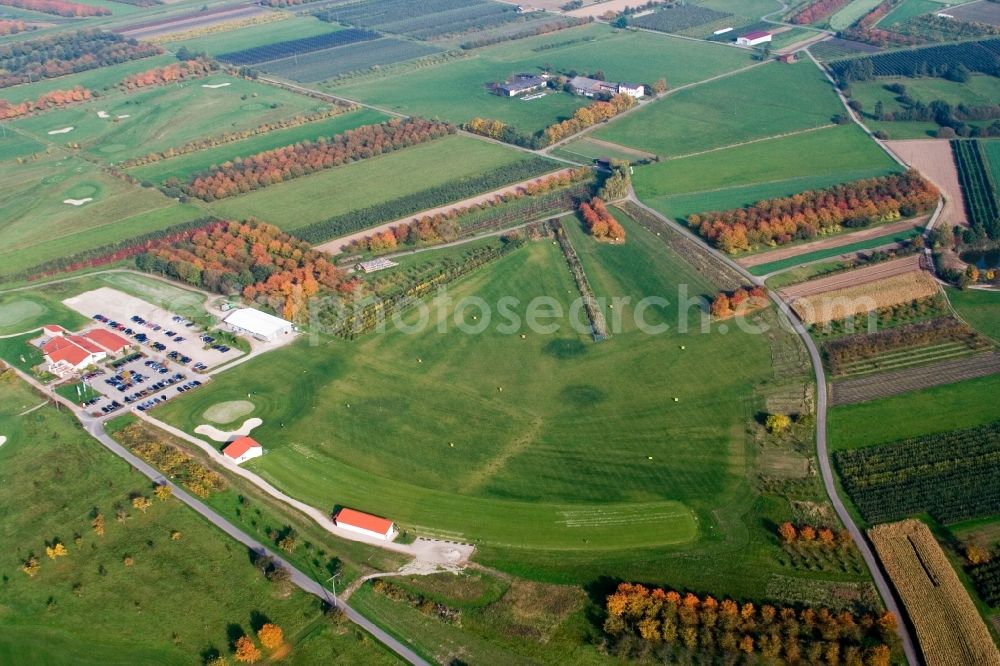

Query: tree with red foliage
790;0;852;24
120;59;214;90
579;197;626;241
0;86;92;120
0;0;108;17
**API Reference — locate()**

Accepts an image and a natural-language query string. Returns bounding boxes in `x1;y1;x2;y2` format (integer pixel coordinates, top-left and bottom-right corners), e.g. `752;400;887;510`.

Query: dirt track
314;167;577;255
831;351;1000;405
887;139;968;228
739;216;927;269
779;254;922;299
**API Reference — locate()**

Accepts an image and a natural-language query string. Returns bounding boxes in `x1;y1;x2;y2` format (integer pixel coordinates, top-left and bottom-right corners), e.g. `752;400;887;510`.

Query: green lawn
850;75;1000;139
207;134;549;230
830;0;886;29
828;373;1000;450
594;61;842;157
12;76;325;165
765;259;853;288
128;107;388;183
947;286;1000;343
168;15;339;55
0;157;205;279
983;139;1000;185
879;0;939;25
634;124;901;221
749;223;924;276
0;129;44;161
0;288;89;335
330;23;753;134
0;372;399;665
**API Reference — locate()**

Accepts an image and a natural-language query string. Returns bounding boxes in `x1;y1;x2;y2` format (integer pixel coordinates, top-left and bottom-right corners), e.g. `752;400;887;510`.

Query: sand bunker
48;127;74;135
203;400;254;424
97;111;109;119
202;83;231;89
0;436;6;447
63;198;93;206
195;417;262;442
117;114;130;119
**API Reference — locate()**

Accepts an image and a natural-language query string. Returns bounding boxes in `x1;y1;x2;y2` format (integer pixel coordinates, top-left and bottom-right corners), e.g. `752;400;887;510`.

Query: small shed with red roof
334;508;397;541
222;436;263;464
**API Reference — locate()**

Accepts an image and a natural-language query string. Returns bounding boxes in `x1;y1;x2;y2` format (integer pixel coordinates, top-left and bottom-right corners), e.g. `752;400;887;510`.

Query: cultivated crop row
630;5;732;34
312;0;518;40
835;421;1000;524
830;37;1000;81
217;28;379;66
951;139;1000;240
869;520;1000;666
831;349;1000;403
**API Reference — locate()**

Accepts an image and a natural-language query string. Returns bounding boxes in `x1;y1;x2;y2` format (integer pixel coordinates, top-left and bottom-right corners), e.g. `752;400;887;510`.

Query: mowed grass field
330;24;753;133
594;61;842;157
0;157;204;279
0;373;399;666
947;286;1000;343
128;107;389;183
0;288;89;335
207;134;552;230
12;76;326;164
155;211;776;560
633;124;902;221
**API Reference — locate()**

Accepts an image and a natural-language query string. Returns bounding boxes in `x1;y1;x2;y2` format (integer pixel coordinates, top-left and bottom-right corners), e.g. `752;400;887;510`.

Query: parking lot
62;288;244;416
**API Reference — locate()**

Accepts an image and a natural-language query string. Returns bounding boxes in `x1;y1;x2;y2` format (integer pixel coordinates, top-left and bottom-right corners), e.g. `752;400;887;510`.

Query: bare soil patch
949;0;1000;26
738;216;927;268
831;350;1000;404
887;139;968;227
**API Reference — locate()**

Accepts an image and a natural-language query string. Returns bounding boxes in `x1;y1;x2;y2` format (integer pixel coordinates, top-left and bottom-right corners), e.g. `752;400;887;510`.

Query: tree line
688;171;939;253
604;582;895;664
790;0;851;25
137;219;349;322
119;58;216;90
0;85;91;120
710;286;768;318
0;19;31;35
0;29;161;89
0;0;108;17
347;167;592;253
552;218;608;340
579;197;625;241
177;118;454;201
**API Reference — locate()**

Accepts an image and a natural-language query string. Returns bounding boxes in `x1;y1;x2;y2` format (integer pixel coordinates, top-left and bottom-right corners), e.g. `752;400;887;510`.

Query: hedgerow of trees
0;19;30;35
137;219;350;322
116;423;225;498
119;58;215;90
790;0;852;25
0;86;91;120
579;197;625;241
552;218;608;339
687;171;939;253
0;30;162;89
604;582;895;664
710;286;767;318
177;118;454;201
0;0;107;17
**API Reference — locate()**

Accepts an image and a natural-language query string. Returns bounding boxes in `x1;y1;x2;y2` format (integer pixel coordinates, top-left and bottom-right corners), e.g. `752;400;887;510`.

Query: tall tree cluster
119;58;215;90
579;197;625;241
0;86;91;119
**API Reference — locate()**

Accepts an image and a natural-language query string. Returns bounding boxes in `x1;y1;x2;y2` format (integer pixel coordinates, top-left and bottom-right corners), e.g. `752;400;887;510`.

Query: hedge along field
0;376;398;666
633;124;901;222
127;107;388;183
12;76;326;164
155;215;776;557
0;157;204;279
0;54;176;105
329;23;753;134
594;62;842;158
207;134;551;230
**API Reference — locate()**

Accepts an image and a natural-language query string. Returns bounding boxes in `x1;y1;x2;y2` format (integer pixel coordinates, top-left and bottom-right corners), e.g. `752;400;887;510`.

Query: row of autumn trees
0;85;91;120
709;285;768;317
689;171;939;254
119;58;215;90
136;220;354;322
579;197;626;241
177;118;454;201
347;167;592;253
0;19;30;35
0;0;108;17
605;583;895;665
790;0;851;24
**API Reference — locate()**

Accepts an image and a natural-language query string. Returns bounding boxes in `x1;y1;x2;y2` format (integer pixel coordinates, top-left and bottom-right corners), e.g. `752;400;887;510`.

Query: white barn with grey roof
224;308;293;342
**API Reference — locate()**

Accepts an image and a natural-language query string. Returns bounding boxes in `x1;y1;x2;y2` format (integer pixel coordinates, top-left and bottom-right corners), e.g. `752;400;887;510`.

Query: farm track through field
831;350;1000;405
778;254;922;299
738;216;927;268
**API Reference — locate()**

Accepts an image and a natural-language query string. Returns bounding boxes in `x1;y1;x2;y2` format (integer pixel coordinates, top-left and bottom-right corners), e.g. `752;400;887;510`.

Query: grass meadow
632;124;902;221
329;24;753;133
0;373;398;666
169;16;341;55
0;157;204;279
128;107;389;183
947;286;1000;343
12;76;326;164
207;134;551;229
594;61;843;157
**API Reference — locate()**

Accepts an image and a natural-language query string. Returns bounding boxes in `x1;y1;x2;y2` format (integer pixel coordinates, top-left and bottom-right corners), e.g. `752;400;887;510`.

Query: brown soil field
887;139;968;228
567;0;664;17
949;0;1000;26
869;520;1000;666
830;350;1000;405
789;268;939;325
779;254;922;299
118;4;273;40
738;216;927;269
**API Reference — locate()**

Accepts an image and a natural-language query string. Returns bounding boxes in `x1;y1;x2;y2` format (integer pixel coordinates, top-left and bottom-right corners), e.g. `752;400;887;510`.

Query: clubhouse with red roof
36;324;133;377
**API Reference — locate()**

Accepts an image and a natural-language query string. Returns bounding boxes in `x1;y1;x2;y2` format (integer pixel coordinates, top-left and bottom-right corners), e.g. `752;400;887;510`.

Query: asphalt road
626;194;920;665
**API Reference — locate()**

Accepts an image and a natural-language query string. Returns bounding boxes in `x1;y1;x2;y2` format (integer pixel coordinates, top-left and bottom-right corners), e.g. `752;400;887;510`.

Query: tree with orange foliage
710;293;730;318
257;623;283;650
800;525;817;542
739;634;754;653
233;636;261;663
779;522;798;543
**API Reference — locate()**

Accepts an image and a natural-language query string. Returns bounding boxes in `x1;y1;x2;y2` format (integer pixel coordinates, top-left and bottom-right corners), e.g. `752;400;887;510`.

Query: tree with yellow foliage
257;623;283;650
45;542;68;559
92;513;105;536
132;496;152;514
234;635;261;663
21;555;40;577
154;484;173;501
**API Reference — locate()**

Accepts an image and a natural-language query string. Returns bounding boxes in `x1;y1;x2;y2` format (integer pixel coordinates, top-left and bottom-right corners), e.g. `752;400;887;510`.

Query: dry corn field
868;520;1000;666
790;270;939;325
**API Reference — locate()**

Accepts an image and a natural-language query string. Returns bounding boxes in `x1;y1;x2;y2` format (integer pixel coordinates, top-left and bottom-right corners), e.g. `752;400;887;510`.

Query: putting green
203;400;255;424
98;144;127;154
63;183;99;199
0;301;46;332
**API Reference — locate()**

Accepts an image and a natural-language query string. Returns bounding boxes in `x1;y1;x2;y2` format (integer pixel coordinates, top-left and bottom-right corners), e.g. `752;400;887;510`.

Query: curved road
626;193;920;665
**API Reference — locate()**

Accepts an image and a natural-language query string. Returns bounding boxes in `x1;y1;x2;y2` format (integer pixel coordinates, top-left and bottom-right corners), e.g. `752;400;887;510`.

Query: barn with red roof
334;508;397;541
222;436;263;464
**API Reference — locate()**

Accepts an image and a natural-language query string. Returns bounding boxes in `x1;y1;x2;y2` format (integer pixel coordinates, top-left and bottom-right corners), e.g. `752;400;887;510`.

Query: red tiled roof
67;335;103;355
83;328;131;353
44;340;91;367
222;436;261;459
43;324;67;334
335;508;394;535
